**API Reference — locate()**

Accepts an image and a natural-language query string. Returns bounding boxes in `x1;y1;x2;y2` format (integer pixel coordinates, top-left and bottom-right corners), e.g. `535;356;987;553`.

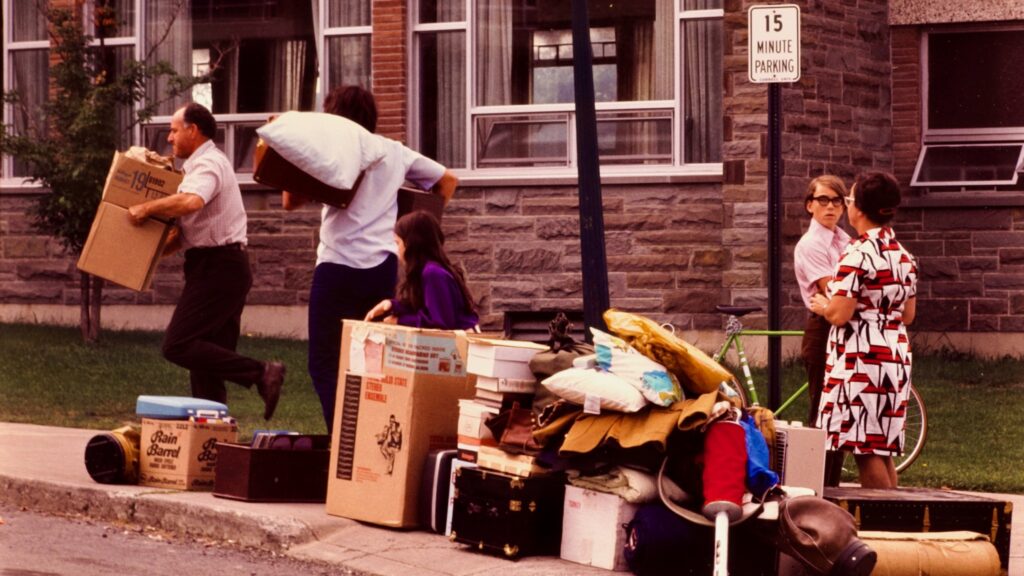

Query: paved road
0;505;363;576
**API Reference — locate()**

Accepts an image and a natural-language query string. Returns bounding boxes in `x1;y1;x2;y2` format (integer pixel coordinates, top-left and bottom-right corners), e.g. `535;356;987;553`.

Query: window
142;0;318;175
413;0;723;176
323;0;372;92
3;0;50;180
914;28;1024;188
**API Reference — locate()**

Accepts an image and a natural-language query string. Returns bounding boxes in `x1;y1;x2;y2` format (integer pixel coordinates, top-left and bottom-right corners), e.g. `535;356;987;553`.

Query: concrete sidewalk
0;422;1020;575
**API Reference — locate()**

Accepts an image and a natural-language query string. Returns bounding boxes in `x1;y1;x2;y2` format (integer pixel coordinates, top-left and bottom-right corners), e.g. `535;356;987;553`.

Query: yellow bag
603;309;732;395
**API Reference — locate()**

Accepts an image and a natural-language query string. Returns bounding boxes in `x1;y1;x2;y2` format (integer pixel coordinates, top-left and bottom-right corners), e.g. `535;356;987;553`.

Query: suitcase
420;449;458;532
213;435;330;502
397;186;444;221
824;486;1013;571
135;395;229;420
450;466;565;558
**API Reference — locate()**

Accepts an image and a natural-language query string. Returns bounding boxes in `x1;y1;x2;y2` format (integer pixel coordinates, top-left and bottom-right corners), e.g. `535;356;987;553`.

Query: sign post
748;4;800;410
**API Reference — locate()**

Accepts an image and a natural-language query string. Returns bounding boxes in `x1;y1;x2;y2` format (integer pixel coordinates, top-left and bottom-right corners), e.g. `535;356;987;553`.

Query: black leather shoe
258;361;285;420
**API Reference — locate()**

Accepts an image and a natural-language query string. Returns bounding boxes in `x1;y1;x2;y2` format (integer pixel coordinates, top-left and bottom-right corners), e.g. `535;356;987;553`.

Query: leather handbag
775;496;877;576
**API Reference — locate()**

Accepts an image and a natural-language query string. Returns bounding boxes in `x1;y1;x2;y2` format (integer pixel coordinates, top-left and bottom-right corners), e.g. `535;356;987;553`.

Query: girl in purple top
365;211;479;330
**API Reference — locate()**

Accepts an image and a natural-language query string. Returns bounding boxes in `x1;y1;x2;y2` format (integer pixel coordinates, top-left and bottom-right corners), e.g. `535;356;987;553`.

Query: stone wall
891;25;1024;334
723;0;893;329
6;0;1022;345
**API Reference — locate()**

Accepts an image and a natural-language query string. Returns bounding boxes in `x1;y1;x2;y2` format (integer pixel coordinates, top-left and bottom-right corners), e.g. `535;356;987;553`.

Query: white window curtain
435;0;465;166
145;0;192;116
476;0;512;106
327;0;370;27
269;40;309;112
683;19;722;163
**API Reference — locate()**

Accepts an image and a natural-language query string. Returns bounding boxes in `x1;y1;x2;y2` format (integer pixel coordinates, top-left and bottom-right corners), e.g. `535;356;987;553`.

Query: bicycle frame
713;314;804;413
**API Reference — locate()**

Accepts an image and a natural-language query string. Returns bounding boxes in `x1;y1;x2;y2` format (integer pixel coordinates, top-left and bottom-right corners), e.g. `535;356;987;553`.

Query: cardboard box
139;417;238;491
213;435;330;502
77;152;182;291
560;485;639;571
457;399;499;443
476;375;537;394
326;321;476;527
467;338;548;380
445;458;476;536
476;445;549;477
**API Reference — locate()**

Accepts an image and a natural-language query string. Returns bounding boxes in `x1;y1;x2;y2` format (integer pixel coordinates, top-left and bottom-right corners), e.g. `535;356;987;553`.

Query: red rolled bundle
702;420;747;521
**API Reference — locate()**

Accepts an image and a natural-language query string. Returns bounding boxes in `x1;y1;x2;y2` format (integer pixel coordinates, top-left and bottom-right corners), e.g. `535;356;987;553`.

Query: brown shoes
258;361;285;420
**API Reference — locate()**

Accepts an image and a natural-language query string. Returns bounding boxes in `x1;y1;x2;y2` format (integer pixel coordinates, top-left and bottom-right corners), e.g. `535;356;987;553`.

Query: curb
0;474;317;551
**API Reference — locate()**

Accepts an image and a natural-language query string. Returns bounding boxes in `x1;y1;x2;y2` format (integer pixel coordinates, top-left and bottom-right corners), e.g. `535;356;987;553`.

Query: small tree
1;1;206;342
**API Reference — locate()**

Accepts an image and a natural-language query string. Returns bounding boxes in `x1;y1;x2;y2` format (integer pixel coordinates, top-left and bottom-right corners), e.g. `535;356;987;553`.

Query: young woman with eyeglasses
793;175;851;486
810;172;918;489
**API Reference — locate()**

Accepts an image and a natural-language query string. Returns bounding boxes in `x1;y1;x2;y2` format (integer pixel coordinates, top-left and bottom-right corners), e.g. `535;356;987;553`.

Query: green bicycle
712;305;928;474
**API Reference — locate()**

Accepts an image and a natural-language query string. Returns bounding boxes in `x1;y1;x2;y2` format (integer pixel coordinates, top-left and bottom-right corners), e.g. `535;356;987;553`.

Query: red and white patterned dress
816;227;918;456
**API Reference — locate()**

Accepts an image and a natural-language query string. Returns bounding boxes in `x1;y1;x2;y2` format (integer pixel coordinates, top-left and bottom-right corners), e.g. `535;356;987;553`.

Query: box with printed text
326;321;476;527
77;151;182;291
139;417;238;491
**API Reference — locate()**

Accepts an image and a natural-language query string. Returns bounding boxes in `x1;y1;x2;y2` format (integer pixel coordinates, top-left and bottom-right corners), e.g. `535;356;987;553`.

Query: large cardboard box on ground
139;417;238;491
327;320;476;527
560;485;639;571
77;152;182;291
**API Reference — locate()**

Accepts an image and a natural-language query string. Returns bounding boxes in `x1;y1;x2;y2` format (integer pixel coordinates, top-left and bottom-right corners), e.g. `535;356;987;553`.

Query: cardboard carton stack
78;150;183;291
458;338;546;468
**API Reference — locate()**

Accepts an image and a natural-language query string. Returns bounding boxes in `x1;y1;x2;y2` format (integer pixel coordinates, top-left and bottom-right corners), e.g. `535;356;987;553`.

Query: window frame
410;0;724;183
2;0;53;187
321;0;373;96
914;25;1024;194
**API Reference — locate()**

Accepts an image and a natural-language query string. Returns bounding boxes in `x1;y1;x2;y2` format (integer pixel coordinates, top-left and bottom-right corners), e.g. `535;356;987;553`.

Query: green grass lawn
0;323;326;439
1;322;1023;493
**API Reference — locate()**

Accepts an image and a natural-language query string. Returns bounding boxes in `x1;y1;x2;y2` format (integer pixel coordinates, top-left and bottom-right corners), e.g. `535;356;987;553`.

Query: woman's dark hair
181;102;217;140
323;86;378;132
853;171;901;225
394;211;476;314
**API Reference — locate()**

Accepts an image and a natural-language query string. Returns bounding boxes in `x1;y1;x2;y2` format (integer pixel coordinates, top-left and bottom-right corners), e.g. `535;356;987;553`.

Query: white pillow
591;327;683;407
255;111;386;190
541;368;648;413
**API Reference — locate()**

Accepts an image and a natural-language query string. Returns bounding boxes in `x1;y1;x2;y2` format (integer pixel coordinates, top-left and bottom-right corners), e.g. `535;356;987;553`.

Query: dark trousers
800;312;845;485
800;313;831;426
162;245;264;403
308;255;398;434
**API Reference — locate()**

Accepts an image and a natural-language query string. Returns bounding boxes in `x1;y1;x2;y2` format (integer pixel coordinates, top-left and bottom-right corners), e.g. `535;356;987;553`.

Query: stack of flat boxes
460;339;546;474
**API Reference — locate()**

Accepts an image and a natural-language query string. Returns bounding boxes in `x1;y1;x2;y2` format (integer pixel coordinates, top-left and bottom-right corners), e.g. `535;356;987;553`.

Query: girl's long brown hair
395;211;477;314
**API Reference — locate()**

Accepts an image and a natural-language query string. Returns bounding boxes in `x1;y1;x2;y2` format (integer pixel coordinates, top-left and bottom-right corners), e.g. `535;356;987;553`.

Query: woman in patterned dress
810;172;918;489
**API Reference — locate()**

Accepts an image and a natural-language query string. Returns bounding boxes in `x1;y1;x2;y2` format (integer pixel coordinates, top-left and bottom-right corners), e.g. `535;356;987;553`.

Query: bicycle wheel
894;384;927;473
841;384;928;478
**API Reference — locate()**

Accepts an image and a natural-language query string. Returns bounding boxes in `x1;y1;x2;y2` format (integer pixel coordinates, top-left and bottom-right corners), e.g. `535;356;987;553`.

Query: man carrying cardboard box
127;102;284;420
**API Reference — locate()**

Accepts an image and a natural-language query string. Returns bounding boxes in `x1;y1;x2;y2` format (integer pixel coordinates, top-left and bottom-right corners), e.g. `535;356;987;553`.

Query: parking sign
748;4;801;83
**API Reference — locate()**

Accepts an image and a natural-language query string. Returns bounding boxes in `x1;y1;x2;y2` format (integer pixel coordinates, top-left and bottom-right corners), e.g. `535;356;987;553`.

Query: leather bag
775;496;877;576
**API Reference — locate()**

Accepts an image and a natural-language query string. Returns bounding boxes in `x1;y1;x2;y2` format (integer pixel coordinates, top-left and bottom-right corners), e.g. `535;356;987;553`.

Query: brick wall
372;0;407;142
723;0;893;329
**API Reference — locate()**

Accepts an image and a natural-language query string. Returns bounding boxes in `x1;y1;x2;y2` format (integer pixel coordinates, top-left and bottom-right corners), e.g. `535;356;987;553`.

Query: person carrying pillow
283;86;458;433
